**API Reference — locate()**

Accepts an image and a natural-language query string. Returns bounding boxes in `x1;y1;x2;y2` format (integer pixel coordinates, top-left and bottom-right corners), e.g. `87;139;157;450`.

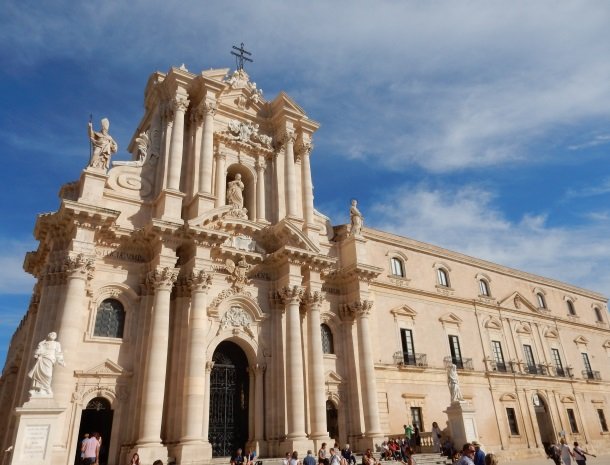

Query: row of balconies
391;351;602;381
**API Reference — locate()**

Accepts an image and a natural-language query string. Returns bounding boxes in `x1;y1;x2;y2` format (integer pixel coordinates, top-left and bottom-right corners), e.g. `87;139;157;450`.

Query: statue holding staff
88;117;118;170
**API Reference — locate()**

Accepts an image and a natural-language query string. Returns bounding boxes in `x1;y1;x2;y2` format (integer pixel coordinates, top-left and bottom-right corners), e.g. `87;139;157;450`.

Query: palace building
0;64;609;465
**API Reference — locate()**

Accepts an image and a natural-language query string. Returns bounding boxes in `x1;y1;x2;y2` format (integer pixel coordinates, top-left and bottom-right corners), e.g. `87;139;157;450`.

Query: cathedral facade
1;65;609;465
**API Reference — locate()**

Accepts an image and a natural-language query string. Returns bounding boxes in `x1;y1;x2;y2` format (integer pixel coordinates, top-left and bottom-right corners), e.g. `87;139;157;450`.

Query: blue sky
1;1;610;365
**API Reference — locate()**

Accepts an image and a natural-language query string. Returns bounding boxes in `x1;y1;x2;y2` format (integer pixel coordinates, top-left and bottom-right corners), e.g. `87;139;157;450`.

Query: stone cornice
361;227;607;302
323;262;383;284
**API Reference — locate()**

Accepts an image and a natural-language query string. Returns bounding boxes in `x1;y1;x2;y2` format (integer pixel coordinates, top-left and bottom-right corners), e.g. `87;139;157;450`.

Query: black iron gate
209;343;249;457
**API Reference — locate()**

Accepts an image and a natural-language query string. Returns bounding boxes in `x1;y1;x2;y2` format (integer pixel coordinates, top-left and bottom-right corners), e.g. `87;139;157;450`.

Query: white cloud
370;184;610;297
565;178;610;199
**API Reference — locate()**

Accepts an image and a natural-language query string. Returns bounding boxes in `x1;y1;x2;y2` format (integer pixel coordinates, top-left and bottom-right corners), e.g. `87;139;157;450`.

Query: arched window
391;257;405;277
567;300;576;316
479;279;490;296
94;298;125;338
321;324;334;354
536;293;547;309
594;307;604;323
437;268;449;287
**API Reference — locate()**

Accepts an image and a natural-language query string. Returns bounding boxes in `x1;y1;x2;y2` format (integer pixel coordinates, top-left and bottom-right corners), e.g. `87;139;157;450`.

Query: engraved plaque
21;424;50;461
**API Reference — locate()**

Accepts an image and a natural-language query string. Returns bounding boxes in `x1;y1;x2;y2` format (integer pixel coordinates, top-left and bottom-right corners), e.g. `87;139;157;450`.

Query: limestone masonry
1;65;609;465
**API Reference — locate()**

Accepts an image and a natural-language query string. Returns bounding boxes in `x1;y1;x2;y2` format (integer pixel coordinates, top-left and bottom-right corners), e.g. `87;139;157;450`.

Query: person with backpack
572;442;595;465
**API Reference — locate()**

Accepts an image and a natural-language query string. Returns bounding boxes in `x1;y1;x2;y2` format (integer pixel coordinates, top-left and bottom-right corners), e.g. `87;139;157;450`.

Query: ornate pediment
325;370;344;385
498;291;538;313
439;312;463;327
515;322;532;334
484;316;502;330
390;305;417;320
75;359;130;378
543;327;560;339
574;335;589;345
499;392;517;402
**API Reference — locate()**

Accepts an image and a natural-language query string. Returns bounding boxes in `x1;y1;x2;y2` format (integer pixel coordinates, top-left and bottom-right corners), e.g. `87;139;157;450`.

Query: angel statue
225;255;251;290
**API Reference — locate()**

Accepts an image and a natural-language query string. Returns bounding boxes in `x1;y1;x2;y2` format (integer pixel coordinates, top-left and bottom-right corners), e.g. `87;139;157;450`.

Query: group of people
316;442;357;465
547;439;596;465
229;448;259;465
79;432;102;465
453;442;495;465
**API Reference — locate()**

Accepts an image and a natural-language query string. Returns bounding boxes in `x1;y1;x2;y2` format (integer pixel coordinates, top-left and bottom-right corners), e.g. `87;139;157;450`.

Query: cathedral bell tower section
118;66;320;231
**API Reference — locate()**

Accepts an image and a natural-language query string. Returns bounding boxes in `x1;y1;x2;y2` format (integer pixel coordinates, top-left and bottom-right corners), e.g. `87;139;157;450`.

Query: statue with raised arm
28;332;65;397
447;364;464;403
349;199;364;236
88;117;118;170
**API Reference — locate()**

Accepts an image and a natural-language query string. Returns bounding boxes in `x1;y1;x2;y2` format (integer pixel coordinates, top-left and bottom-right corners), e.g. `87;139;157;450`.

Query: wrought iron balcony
582;370;601;381
444;356;474;371
526;364;547;375
551;366;573;378
394;352;428;367
492;361;509;373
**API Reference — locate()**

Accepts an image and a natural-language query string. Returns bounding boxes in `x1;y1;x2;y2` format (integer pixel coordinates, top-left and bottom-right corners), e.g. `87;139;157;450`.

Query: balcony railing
402;352;428;367
551;366;573;378
444;356;474;371
582;370;602;381
525;364;548;375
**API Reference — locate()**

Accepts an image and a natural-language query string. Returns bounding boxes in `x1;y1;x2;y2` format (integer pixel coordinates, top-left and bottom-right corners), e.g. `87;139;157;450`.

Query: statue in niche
447;364;464;403
227;173;245;208
88;118;118;170
349;199;364;236
28;332;65;397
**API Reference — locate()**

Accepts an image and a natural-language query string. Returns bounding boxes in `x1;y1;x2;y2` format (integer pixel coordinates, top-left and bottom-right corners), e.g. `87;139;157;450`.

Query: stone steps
206;454;451;465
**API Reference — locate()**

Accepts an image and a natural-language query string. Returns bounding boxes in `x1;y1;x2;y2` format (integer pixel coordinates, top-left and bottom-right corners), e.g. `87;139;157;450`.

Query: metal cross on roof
231;42;253;71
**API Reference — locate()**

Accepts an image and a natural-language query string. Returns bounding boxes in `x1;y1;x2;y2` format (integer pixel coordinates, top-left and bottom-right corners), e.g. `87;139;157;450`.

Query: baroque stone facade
1;65;609;465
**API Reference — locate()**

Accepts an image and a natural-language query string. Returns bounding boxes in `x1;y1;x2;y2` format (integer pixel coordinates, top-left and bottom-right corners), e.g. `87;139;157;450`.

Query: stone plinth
78;168;108;204
172;442;212;465
10;399;65;465
444;401;479;447
155;189;185;223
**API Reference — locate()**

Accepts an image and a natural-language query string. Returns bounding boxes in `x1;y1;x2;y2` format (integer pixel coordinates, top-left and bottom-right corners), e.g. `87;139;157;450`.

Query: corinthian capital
63;253;95;279
147;267;179;291
274;129;296;150
188;269;213;293
204;100;217;116
171;95;190;113
277;285;304;304
303;290;325;308
295;140;313;159
352;300;373;318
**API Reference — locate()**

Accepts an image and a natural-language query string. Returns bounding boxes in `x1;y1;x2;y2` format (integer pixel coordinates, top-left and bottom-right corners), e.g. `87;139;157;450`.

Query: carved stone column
180;270;212;443
255;157;266;222
137;267;178;447
298;140;314;225
201;361;214;441
189;107;205;196
52;253;94;399
253;364;266;443
282;131;298;217
214;152;227;208
304;291;329;440
279;286;307;440
353;300;382;437
199;100;216;194
167;95;190;191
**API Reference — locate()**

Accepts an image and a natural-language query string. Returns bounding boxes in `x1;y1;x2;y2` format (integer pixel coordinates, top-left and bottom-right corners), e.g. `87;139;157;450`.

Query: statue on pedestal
88;117;118;170
28;332;65;397
227;173;245;208
447;364;464;403
349;199;364;236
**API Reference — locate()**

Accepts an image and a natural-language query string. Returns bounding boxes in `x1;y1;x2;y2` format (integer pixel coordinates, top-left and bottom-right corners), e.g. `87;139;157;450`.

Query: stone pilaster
214;152;227;208
199;100;216;194
136;267;178;454
282;131;298;217
201;361;214;441
304;291;330;441
298;139;314;225
255;157;267;222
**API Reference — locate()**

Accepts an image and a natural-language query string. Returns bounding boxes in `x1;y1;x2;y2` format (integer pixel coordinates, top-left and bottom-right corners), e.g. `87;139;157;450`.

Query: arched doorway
534;394;555;450
75;397;113;465
326;400;339;442
209;341;249;457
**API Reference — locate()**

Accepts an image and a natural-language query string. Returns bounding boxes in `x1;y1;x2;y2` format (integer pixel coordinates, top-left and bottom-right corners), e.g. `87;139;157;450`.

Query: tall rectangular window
551;348;565;376
567;408;579;433
597;409;609;433
523;344;536;374
582;353;593;375
506;408;519;435
492;340;506;372
411;407;423;431
449;335;463;368
400;328;416;365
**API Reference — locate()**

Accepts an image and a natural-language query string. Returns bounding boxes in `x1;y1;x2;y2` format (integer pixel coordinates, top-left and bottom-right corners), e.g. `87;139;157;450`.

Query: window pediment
543;327;560;339
391;305;418;321
439;312;463;327
574;335;589;345
500;392;517;402
484;317;502;330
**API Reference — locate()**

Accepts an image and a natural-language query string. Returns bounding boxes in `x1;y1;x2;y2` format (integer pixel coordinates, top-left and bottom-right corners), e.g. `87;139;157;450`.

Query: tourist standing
304;450;317;465
560;439;575;465
572;442;595;465
318;443;329;465
431;422;442;453
81;432;99;465
472;442;485;465
413;425;422;453
456;443;475;465
290;451;300;465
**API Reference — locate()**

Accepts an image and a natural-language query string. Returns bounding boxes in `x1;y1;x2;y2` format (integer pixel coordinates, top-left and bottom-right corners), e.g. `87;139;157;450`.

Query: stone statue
227;174;245;208
28;332;65;397
447;364;464;402
349;199;364;236
88;118;118;170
